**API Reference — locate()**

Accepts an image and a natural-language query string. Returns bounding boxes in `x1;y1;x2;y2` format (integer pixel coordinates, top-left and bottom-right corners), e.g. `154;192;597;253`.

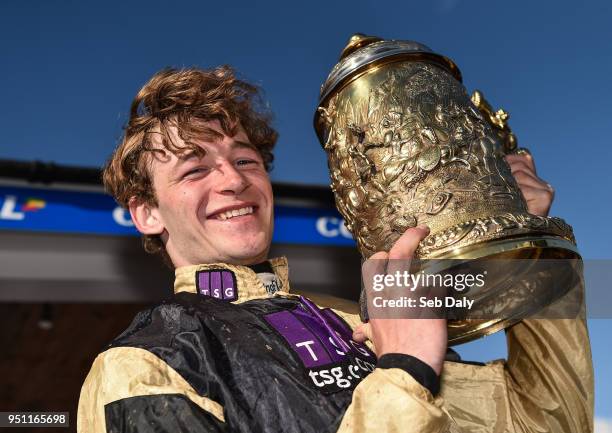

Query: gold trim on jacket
78;257;594;433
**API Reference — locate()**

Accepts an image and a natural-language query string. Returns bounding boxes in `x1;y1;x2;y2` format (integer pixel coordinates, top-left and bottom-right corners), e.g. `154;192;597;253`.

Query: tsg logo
315;217;353;239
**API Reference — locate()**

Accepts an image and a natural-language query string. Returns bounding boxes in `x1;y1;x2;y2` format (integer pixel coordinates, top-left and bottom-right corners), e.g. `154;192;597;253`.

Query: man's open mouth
209;205;257;221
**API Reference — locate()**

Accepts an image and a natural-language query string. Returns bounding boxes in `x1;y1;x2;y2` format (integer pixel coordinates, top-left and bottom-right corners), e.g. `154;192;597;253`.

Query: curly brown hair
103;66;277;260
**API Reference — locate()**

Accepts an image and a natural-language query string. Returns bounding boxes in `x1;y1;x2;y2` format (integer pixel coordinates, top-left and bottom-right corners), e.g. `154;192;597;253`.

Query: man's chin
222;240;270;265
224;251;268;266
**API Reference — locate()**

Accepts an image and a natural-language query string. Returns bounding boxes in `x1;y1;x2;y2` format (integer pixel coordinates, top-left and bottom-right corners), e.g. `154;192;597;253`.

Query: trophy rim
426;235;580;261
443;235;581;345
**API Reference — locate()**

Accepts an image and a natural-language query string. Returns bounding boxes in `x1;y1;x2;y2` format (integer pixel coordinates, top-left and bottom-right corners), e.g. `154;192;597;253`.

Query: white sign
0;195;25;221
112;206;135;227
316;217;353;239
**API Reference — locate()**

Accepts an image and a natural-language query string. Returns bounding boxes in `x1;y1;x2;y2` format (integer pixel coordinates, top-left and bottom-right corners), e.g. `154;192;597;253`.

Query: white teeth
216;206;253;220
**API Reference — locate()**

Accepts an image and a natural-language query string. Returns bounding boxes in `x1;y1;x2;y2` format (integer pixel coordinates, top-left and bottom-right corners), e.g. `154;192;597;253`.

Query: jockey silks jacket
78;257;594;433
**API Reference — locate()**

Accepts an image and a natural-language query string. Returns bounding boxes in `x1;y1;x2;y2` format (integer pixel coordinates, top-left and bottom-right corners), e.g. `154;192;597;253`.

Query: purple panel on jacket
320;308;374;359
196;270;238;302
264;310;332;368
221;271;236;300
292;307;347;363
210;271;222;299
198;272;210;297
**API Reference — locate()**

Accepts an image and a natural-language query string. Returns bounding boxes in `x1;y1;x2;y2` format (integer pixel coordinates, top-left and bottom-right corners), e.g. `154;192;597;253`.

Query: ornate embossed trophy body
314;35;580;344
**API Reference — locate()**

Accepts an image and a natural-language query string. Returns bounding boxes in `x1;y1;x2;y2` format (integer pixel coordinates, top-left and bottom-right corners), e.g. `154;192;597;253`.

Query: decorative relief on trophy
314;34;580;344
315;35;575;260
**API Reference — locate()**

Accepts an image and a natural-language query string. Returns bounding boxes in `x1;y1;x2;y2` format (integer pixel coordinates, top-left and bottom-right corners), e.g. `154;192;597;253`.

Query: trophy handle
470;90;527;155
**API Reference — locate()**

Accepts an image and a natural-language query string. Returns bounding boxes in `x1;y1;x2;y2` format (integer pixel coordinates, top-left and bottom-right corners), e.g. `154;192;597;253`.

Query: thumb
352;323;373;343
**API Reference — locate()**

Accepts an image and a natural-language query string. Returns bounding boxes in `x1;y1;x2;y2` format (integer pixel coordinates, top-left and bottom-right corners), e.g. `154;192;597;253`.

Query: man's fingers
519;184;555;198
506;156;555;215
386;226;430;281
388;225;430;260
362;251;388;292
363;228;429;308
507;158;535;176
352;323;372;343
508;160;551;192
518;185;555;212
368;251;389;261
510;168;548;190
512;169;555;194
505;153;537;174
507;160;552;191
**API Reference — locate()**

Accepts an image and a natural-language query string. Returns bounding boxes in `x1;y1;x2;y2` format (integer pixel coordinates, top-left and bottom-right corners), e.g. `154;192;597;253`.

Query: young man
78;67;593;433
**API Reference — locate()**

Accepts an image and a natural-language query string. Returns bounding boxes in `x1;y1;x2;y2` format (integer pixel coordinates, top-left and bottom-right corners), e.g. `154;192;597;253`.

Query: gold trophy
314;34;581;344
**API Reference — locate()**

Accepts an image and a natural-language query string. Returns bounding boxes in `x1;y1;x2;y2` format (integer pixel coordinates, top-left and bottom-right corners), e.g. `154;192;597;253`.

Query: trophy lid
317;33;463;107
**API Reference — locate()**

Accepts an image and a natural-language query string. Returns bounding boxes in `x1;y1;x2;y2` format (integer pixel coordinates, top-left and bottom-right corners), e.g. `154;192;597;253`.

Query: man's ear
128;198;165;235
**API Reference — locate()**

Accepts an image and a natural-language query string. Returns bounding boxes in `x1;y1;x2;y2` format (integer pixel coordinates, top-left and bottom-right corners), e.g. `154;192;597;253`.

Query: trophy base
428;235;582;346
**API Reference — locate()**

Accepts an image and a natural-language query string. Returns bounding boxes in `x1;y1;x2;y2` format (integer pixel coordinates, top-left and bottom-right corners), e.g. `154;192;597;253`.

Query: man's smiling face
129;120;274;267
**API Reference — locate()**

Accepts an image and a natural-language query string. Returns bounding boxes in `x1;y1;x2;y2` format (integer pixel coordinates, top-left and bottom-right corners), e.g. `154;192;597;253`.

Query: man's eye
236;159;258;167
183;167;209;178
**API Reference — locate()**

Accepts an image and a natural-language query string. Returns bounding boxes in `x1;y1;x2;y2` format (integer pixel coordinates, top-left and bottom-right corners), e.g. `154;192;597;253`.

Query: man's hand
505;152;554;217
353;225;447;375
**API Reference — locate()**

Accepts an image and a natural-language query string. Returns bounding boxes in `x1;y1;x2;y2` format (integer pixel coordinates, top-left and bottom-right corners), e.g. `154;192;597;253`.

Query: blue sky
1;0;610;421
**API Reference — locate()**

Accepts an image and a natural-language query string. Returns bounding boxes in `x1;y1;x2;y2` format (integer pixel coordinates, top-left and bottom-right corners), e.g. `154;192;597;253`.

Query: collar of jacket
174;256;292;304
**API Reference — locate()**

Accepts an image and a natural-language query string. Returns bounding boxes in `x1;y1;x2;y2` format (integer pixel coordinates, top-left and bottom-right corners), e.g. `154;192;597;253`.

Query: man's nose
216;162;249;195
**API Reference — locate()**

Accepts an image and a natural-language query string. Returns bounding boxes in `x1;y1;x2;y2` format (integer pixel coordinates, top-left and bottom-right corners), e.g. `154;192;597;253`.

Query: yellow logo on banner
21;198;46;212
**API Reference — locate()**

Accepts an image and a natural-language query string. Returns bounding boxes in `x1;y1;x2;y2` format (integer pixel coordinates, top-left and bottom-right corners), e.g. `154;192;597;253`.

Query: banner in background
0;185;355;246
